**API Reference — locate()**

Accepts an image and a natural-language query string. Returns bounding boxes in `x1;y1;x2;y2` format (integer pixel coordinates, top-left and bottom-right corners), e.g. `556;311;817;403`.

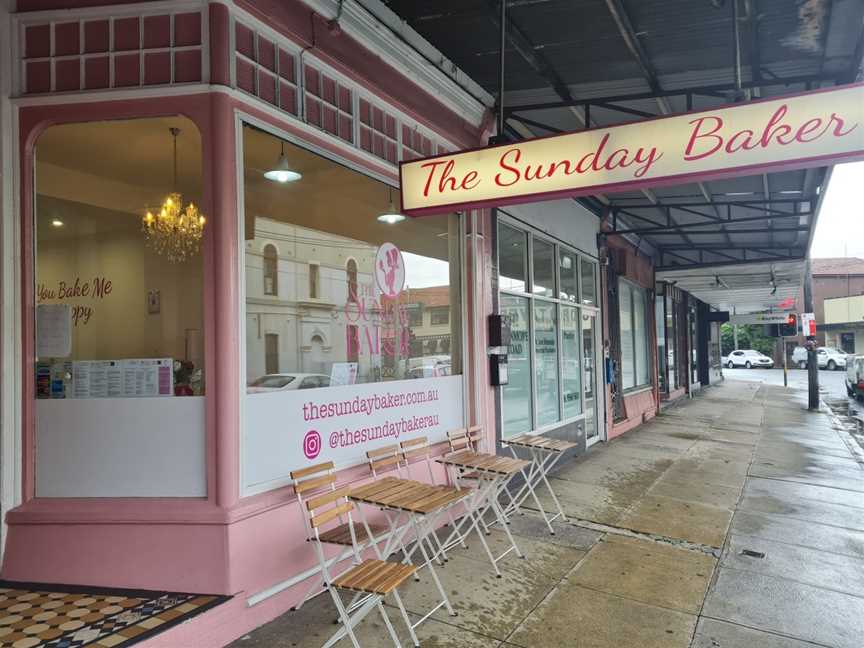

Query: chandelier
142;127;205;263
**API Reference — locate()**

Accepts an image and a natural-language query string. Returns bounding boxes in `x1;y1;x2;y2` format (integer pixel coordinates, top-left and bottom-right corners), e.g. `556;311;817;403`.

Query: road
722;367;849;402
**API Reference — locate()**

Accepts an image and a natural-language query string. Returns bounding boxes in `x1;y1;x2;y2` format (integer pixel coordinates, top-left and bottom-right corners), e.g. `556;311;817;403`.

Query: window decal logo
374;242;405;298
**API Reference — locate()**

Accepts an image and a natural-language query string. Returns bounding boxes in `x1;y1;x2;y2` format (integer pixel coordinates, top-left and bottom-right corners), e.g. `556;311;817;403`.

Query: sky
810;161;864;259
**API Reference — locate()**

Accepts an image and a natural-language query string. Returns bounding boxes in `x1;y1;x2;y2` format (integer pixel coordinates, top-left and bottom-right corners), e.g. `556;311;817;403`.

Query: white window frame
618;278;652;392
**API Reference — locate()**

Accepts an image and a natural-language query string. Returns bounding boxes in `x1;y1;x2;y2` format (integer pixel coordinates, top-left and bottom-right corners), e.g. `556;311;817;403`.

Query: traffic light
779;313;798;337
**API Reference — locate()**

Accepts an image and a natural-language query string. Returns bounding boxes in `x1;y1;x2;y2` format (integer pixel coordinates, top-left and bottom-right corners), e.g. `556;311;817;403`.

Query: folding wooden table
502;434;577;534
436;451;530;577
349;477;470;630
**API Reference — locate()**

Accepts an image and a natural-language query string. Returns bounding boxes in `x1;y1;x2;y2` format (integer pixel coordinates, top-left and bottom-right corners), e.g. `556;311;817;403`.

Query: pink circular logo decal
303;430;322;459
375;242;405;298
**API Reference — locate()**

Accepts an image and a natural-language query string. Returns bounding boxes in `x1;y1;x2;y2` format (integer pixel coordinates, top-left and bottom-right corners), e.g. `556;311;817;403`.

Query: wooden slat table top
349;477;470;514
436;451;529;475
505;434;578;453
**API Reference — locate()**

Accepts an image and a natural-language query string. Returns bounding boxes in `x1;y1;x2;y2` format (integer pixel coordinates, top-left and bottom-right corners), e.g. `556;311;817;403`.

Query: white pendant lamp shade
264;142;302;183
376;187;406;224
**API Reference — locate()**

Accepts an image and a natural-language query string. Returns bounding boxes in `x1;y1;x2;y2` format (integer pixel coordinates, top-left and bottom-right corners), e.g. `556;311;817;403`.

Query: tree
720;323;776;356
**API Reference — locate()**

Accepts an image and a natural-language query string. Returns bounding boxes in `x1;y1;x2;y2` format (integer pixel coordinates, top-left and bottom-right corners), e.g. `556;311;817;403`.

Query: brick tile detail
114;53;140;87
25;24;51;59
113;17;140;51
173;12;201;47
54;59;81;91
339;115;353;143
143;15;171;49
84;56;109;89
174;50;201;83
339;86;352;114
279;83;297;114
386;141;397;163
26;60;51;93
143;51;171;85
236;59;255;94
359;99;371;126
258;37;275;72
304;66;320;97
360;127;372;152
235;23;255;59
258;69;277;105
54;23;80;57
306;97;321;126
322;105;337;136
278;50;295;82
322;76;336;105
83;20;109;53
384;115;396;140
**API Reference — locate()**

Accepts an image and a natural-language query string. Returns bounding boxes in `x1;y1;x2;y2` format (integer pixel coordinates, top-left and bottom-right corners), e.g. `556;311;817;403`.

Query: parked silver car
791;346;847;370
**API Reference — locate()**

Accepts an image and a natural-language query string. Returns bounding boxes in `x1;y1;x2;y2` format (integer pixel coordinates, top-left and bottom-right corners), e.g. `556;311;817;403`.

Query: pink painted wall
4;0;489;609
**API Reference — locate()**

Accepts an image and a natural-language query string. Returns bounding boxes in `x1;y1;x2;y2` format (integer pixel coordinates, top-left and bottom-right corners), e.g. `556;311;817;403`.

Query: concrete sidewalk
233;380;864;648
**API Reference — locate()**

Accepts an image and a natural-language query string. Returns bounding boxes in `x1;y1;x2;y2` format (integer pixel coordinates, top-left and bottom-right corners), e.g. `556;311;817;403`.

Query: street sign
729;312;795;325
400;83;864;215
801;312;817;337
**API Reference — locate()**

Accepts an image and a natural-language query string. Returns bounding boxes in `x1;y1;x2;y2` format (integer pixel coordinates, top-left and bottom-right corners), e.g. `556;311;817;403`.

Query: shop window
499;224;527;292
346;258;358;302
618;279;651;390
429;307;449;326
33;116;205;497
309;263;319;299
559;250;578;303
532;238;555;298
242;126;462;389
498;217;597;436
263;244;278;295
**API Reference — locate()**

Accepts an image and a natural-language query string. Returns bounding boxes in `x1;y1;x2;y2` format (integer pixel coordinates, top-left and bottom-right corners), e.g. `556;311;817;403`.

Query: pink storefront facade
0;1;670;644
0;0;502;642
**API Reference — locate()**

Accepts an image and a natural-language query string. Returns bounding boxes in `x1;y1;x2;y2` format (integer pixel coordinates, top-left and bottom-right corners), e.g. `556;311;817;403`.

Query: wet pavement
232;379;864;647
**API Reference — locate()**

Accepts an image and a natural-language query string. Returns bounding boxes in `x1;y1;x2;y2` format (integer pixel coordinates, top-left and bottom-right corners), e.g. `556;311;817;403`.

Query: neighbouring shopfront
655;281;689;401
0;0;493;641
493;201;603;453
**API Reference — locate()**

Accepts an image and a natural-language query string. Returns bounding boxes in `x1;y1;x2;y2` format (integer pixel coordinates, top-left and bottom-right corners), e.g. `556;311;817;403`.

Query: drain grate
740;549;766;559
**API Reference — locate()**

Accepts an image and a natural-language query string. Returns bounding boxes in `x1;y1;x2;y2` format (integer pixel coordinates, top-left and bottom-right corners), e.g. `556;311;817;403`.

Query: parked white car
247;373;331;392
724;349;774;369
846;355;864;400
791;346;847;370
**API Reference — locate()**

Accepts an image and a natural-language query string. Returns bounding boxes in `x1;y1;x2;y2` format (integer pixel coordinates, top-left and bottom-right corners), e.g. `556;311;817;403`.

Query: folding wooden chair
445;427;497;533
290;462;388;611
304;484;419;648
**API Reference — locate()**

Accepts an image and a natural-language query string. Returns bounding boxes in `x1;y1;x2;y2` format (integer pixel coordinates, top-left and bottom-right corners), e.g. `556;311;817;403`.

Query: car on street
846;355;864;400
724;349;774;369
791;346;847;370
247;373;331;392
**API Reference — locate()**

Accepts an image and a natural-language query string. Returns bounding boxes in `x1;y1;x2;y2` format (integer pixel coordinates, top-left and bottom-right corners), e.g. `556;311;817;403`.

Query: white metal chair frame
305;486;419;648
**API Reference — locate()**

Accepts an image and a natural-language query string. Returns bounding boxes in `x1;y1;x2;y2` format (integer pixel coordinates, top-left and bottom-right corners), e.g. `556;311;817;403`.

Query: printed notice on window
36;304;72;358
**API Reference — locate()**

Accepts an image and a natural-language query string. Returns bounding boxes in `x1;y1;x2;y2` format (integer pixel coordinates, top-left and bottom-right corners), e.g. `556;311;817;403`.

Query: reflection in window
499;224;527;292
346;258;358;302
242;127;462;390
263;244;278;296
309;263;319;299
532;238;555;298
581;259;596;306
534;301;560;427
559;250;578;302
561;305;582;418
618;279;650;390
501;294;531;437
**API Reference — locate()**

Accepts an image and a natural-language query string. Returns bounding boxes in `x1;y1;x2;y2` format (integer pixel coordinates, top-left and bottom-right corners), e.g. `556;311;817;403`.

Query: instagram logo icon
303;430;322;459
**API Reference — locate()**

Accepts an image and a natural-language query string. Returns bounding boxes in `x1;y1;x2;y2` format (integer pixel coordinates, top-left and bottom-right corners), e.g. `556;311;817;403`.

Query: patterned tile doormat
0;581;228;648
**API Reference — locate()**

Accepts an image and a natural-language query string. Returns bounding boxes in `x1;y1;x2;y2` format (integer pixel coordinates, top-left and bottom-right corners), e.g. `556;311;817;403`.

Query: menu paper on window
36;304;72;358
69;358;172;398
330;362;359;386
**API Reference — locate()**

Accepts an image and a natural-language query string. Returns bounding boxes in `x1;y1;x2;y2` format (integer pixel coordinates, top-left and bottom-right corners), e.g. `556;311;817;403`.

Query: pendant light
377;187;406;224
264;141;302;183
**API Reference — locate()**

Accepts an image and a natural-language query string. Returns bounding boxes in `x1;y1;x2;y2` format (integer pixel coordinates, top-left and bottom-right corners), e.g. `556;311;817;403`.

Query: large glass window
580;259;596;307
242;126;462;389
497;217;598;436
618;279;651;390
501;294;532;436
499;224;527;292
33;117;206;497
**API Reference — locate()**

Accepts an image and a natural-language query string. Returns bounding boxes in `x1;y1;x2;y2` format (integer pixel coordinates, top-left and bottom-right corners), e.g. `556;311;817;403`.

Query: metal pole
733;324;738;350
803;258;819;410
782;336;787;387
496;0;506;138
